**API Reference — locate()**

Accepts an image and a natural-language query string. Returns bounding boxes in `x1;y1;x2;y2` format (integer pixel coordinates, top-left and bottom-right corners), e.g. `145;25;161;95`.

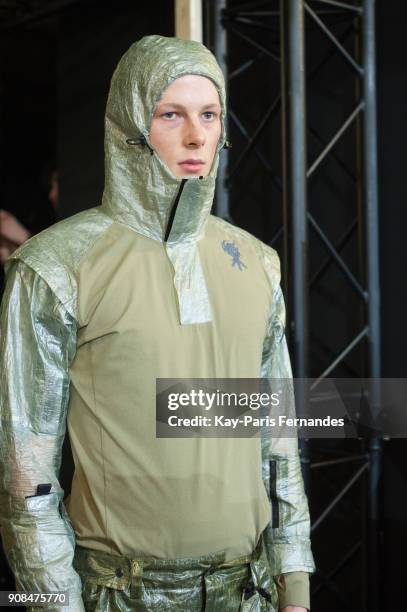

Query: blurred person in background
0;209;31;264
0;166;58;289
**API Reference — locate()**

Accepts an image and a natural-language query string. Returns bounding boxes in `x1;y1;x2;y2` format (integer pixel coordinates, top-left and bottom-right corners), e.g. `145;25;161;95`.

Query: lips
179;159;204;166
180;158;204;163
179;160;205;172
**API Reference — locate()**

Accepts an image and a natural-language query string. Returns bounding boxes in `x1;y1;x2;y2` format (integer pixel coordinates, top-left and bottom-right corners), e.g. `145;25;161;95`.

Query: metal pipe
213;0;230;220
229;110;282;189
362;1;382;610
287;0;308;380
309;218;357;287
227;98;280;183
312;326;368;386
229;54;262;80
307;101;364;177
305;2;364;75
311;541;362;597
311;461;368;531
308;123;357;181
225;21;281;61
311;454;367;469
281;0;310;493
308;212;367;300
311;0;363;13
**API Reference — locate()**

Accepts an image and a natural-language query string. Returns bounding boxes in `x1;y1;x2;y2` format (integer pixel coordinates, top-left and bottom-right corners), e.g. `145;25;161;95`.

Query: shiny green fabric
0;260;83;612
259;250;315;577
72;534;278;611
0;34;315;611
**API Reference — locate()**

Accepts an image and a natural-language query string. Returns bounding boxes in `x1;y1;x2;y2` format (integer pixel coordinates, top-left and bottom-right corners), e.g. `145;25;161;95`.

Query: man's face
149;74;222;178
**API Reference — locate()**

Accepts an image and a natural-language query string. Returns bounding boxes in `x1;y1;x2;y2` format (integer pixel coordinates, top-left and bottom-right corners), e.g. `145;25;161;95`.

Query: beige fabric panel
66;217;273;561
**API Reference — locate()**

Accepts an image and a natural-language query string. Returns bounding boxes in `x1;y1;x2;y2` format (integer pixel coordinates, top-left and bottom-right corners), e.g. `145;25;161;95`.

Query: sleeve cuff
274;571;310;610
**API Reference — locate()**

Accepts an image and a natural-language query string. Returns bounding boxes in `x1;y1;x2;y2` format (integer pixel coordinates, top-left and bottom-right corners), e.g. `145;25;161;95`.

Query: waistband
73;534;265;591
73;534;276;610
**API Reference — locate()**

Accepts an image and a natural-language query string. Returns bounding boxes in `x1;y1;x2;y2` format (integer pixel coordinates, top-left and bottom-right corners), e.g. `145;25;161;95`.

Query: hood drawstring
126;135;154;155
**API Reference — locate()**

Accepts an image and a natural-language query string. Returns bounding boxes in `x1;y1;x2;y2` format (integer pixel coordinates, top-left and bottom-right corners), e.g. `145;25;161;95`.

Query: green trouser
72;534;279;611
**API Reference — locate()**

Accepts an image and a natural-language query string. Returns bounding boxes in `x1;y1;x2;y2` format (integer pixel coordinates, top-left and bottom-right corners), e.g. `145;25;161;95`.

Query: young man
0;35;315;611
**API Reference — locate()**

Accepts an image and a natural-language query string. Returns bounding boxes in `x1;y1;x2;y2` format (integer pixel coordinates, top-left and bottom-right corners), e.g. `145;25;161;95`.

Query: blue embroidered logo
221;240;247;271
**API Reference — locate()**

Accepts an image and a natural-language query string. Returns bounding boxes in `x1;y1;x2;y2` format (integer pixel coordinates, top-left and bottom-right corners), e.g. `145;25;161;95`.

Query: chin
177;169;208;179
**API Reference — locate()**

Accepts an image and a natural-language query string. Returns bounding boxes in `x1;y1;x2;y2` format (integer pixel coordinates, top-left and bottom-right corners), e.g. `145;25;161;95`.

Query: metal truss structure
205;1;381;611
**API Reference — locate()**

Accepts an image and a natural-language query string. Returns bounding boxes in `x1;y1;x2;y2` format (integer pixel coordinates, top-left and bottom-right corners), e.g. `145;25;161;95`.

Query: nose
183;117;205;148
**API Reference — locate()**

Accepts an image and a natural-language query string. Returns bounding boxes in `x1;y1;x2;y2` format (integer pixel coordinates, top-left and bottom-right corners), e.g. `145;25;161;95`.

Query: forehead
157;74;221;105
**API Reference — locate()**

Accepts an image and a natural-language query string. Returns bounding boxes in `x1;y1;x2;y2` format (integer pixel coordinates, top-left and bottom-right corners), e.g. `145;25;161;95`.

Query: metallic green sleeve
260;246;316;584
0;259;84;612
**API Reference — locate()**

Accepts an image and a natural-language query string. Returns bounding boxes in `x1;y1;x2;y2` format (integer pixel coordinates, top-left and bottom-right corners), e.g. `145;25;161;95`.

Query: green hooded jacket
0;35;315;611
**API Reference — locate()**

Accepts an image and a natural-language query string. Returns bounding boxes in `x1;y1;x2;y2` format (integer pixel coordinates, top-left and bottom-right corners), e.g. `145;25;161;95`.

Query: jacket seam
88;342;110;553
76;221;118;327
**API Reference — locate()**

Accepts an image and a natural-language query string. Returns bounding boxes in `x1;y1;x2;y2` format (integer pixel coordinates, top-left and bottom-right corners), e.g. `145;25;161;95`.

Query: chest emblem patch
221;240;247;271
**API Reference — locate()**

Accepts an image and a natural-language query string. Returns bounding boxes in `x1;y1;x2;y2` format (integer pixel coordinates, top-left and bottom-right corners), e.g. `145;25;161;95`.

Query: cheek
150;128;176;157
209;124;222;149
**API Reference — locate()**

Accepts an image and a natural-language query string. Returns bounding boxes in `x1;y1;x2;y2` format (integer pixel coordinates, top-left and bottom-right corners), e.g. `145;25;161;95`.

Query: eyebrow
158;102;221;110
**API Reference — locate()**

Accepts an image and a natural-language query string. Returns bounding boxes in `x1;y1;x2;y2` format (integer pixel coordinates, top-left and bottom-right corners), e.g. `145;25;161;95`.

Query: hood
100;34;227;245
100;35;227;325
